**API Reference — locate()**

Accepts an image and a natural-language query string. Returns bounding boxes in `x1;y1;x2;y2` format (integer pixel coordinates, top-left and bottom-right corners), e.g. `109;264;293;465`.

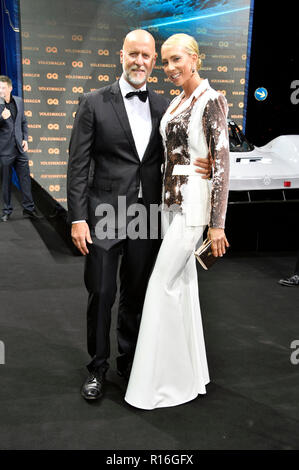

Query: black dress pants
84;232;161;374
0;152;35;215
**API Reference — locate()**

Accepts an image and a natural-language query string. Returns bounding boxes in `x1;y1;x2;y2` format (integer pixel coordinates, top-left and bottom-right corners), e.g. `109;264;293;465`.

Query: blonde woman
125;33;230;409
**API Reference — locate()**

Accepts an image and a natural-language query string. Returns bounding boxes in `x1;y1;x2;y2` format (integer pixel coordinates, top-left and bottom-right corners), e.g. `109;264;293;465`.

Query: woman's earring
192;67;195;74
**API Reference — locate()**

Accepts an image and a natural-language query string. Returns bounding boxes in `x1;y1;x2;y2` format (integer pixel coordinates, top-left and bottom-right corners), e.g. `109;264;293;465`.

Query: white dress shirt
73;74;152;223
119;74;152;198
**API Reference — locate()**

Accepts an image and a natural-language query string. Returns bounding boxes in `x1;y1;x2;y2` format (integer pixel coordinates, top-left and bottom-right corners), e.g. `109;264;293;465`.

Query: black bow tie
125;90;148;102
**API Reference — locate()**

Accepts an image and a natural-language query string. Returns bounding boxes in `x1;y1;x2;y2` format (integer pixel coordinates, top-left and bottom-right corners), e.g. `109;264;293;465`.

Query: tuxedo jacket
0;95;28;155
67;80;169;249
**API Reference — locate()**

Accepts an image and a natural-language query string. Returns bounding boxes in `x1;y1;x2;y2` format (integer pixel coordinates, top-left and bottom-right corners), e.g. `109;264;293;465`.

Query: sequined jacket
160;79;230;228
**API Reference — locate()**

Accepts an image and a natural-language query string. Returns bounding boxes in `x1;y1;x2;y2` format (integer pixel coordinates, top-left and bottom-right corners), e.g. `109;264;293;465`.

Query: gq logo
47;99;59;105
48;148;60;155
148;76;158;83
49;185;60;192
217;66;228;72
22;58;30;65
28;160;34;167
0;340;4;365
97;23;109;29
98;75;109;82
72;86;84;93
98;49;109;56
72;61;83;68
46;47;58;53
170;89;180;96
47;73;59;79
28;136;33;142
23;85;31;92
218;41;229;47
25;110;32;117
48;123;59;130
72;35;83;41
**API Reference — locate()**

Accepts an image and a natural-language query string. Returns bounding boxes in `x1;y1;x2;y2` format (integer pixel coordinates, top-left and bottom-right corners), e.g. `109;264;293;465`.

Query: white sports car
228;120;299;196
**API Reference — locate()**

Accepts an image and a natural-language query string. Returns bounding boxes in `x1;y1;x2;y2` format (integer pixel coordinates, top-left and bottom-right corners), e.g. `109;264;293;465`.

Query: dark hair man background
0;75;38;222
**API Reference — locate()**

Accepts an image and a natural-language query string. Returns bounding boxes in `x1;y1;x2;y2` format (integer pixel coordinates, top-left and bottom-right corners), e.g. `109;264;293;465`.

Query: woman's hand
208;227;229;257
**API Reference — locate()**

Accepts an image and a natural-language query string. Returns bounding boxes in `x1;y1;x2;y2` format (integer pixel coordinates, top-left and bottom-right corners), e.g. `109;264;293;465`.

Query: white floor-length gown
125;210;210;409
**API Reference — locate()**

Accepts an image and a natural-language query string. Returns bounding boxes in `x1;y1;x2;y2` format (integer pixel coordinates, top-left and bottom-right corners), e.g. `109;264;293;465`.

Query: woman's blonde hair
161;33;202;70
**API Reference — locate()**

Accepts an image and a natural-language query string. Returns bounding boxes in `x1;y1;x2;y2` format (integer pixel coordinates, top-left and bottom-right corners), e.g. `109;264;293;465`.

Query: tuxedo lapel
142;87;164;163
110;81;139;162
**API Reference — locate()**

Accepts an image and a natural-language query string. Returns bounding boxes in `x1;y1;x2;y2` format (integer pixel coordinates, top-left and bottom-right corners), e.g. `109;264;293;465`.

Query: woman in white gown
125;33;230;409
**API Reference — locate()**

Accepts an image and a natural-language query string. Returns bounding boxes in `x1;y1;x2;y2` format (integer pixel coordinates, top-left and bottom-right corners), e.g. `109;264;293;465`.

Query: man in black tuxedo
67;30;210;401
0;75;38;222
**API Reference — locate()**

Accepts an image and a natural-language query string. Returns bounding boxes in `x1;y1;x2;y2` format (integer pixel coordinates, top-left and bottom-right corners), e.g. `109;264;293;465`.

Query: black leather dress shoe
23;209;42;219
278;274;299;287
81;371;105;400
1;214;10;222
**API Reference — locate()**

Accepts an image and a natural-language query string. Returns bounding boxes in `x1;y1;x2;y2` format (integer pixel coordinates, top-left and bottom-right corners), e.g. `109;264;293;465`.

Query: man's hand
1;108;11;120
193;154;213;179
22;140;28;152
208;227;229;257
71;221;93;255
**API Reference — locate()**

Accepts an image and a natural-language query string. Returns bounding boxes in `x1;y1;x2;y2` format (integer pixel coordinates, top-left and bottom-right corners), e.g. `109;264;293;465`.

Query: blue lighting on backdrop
143;6;250;29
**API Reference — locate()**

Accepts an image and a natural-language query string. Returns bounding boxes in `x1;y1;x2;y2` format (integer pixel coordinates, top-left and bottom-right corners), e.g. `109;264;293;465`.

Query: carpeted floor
0;190;299;450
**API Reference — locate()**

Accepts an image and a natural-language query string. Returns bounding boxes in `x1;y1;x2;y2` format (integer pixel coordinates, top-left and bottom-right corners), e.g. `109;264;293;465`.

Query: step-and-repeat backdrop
19;0;253;208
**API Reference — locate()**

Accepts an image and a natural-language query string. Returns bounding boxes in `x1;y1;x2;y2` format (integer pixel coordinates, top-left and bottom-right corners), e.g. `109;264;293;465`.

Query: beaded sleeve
202;93;230;229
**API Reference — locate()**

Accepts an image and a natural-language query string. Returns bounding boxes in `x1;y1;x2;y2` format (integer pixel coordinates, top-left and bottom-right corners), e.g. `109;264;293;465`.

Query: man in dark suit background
0;75;38;222
67;30;210;401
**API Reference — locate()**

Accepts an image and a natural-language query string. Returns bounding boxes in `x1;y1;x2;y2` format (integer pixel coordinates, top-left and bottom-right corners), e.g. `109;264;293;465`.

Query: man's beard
122;64;150;86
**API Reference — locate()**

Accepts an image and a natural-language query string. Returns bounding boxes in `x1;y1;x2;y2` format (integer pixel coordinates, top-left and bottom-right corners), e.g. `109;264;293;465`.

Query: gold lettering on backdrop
47;73;59;79
20;7;249;206
45;46;58;53
97;75;109;82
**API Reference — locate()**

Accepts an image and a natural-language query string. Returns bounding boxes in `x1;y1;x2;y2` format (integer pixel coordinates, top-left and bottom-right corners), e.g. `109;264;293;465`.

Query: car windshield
228;120;254;152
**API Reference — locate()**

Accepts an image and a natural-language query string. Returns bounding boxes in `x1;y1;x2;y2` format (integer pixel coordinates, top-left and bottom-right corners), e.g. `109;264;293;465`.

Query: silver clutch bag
194;239;217;270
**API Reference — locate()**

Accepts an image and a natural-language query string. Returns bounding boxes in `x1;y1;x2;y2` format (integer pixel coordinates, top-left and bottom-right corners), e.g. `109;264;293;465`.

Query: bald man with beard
67;30;210;401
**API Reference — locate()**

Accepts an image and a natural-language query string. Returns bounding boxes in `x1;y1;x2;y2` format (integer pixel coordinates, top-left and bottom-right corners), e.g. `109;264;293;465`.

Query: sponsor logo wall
20;0;252;209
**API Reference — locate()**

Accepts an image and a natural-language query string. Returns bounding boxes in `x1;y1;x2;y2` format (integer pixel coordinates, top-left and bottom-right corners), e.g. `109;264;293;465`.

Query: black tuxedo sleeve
21;103;28;141
67;94;95;223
